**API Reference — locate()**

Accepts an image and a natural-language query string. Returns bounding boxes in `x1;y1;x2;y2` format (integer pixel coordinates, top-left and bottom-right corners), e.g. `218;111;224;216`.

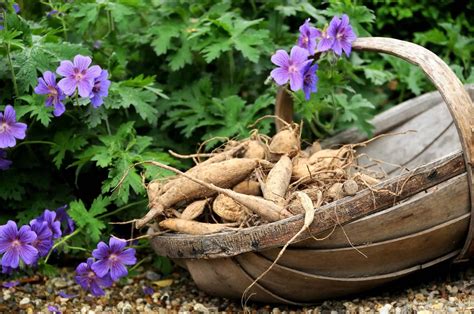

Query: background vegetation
0;0;472;272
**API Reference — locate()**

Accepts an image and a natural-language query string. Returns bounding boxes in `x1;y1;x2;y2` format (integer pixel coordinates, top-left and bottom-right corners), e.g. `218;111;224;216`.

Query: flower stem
128;257;148;273
3;14;19;98
13;140;57;149
44;228;82;263
99;199;147;219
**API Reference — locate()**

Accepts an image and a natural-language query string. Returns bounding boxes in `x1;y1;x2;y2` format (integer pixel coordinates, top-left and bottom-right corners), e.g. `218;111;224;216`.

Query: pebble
19;297;30;305
145;270;161;281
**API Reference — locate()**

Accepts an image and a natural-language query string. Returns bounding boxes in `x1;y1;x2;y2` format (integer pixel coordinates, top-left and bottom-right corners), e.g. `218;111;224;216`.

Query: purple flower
270;46;311;91
56;55;102;97
302;63;318;100
89;70;110;108
12;3;19;14
58;291;77;299
327;14;357;57
316;27;334;53
34;71;66;117
91;237;137;281
29;220;53;258
0;221;38;269
0;105;27;148
0;149;12;170
55;205;75;235
297;19;321;55
2;280;19;288
2;265;13;274
75;258;113;297
46;10;58;18
47;305;61;314
36;209;62;239
143;286;154;295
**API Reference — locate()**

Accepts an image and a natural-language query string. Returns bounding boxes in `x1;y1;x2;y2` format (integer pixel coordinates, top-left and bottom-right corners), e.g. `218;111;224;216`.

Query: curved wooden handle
274;37;474;260
352;37;474;167
351;38;474;261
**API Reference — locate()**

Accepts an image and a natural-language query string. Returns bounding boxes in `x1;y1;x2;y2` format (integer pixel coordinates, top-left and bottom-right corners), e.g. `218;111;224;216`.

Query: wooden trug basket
148;38;474;304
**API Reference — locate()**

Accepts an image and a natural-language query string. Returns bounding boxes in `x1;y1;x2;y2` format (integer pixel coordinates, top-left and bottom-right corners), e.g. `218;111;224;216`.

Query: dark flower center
92;82;101;93
48;86;58;98
73;68;87;81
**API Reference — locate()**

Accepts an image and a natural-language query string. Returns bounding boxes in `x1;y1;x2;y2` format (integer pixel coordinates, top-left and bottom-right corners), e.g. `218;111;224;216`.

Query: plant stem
128;257;148;272
3;14;19;98
104;115;112;136
44;228;82;263
13;140;57;149
228;50;235;85
99;199;147;219
65;245;88;252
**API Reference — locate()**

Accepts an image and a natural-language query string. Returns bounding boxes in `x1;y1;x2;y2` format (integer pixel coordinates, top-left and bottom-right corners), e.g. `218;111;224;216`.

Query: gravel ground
1;261;474;313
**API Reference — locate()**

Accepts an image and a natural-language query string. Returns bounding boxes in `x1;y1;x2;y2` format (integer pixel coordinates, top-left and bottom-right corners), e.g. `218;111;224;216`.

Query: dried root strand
213;194;246;222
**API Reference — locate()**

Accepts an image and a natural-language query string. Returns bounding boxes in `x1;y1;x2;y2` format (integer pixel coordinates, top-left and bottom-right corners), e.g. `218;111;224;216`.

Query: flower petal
289;46;309;65
3;105;16;123
73;55;92;71
56;60;75;77
19;244;38;265
53;102;66;117
2;248;19;268
270;50;289;67
0;133;16;148
0;221;18;241
92;242;109;260
91;259;109;278
84;65;102;80
18;225;36;243
89;281;105;297
289;71;304;91
43;71;57;87
58;78;77;96
270;68;289;85
34;79;50;95
109;261;128;281
109;237;126;252
77;80;93;98
118;248;136;265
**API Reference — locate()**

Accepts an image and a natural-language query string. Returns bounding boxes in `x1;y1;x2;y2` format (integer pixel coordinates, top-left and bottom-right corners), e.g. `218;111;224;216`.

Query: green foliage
69;196;110;243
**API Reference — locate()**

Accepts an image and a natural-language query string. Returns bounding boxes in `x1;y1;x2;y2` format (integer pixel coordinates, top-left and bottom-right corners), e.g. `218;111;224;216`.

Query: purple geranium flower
270;46;311;91
55;205;75;235
12;3;19;14
56;55;101;97
143;286;154;295
0;221;38;269
2;265;14;274
2;280;19;288
46;10;58;18
75;258;113;297
34;71;66;117
297;19;321;55
36;209;62;239
91;237;137;281
29;220;53;258
47;305;61;314
89;70;110;108
0;105;27;148
302;63;319;100
0;149;12;170
327;14;357;57
58;291;78;299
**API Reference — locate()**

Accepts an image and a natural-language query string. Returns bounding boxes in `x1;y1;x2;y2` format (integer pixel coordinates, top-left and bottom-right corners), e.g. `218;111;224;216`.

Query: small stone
415;293;426;301
145;270;161;281
432;303;444;310
194;303;208;312
52;278;69;288
19;297;30;305
343;179;359;196
379;303;392;314
272;308;281;314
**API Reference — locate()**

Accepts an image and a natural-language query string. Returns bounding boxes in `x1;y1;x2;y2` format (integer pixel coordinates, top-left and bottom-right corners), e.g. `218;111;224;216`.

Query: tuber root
263;155;292;206
159;218;233;235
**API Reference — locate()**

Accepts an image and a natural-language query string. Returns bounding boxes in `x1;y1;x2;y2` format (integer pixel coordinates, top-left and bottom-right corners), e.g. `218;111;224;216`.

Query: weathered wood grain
261;213;469;277
149;152;465;259
293;173;469;248
234;251;459;303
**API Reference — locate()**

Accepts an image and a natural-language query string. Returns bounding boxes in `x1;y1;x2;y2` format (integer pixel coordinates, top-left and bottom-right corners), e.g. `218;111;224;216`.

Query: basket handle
275;37;474;260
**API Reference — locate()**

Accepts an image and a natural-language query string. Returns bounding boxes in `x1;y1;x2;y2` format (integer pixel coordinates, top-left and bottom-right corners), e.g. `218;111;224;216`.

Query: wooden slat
185;257;300;305
149;152;465;259
235;251;459;303
357;102;457;175
293;173;469;248
260;213;469;277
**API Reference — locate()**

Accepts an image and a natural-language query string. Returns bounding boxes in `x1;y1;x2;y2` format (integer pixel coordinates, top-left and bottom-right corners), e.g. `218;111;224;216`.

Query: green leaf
169;37;193;71
69;199;107;243
150;21;182;56
50;131;88;168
